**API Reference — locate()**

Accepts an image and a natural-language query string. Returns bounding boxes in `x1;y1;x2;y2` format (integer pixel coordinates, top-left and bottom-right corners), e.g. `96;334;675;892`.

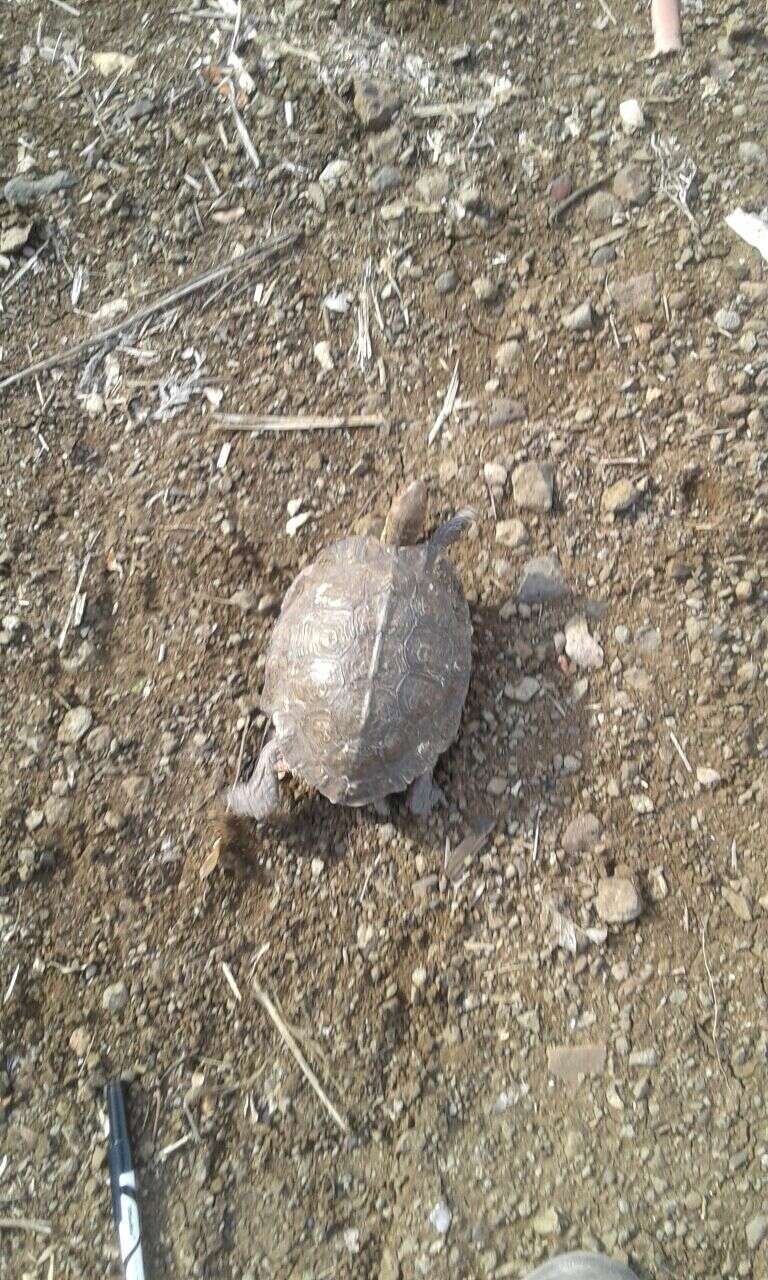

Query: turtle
228;481;475;820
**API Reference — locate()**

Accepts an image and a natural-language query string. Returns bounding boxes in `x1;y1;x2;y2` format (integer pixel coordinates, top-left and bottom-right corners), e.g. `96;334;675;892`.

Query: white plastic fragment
286;513;311;538
429;1200;452;1235
725;208;768;264
619;99;645;133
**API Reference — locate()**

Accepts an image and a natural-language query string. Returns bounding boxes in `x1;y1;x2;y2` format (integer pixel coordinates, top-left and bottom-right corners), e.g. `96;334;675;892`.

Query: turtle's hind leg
228;737;282;820
407;769;445;816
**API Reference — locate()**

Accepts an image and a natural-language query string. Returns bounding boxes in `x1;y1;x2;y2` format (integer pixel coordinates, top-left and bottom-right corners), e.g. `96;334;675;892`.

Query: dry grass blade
0;230;301;392
229;94;261;173
428;360;459;446
253;981;349;1133
213;413;387;432
0;1217;52;1236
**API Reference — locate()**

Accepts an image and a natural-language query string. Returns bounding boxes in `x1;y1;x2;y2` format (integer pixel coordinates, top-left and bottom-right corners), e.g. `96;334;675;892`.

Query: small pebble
562;300;593;332
512;461;554;512
435;267;459;295
472;275;498;304
714;308;741;333
102;982;129;1015
57;706;93;745
597;877;642;925
619;98;645;133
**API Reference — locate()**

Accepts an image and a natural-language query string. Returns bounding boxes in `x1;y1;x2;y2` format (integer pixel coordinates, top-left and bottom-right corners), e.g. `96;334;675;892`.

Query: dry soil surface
1;1;768;1278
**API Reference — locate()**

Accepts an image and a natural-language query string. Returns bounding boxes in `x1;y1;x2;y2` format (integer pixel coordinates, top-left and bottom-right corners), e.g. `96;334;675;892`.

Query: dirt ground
1;0;768;1277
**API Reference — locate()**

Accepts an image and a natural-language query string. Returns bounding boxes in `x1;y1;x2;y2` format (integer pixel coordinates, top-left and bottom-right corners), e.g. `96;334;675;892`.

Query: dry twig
0;230;301;392
253;981;349;1133
213;413;387;433
549;168;618;223
0;1217;52;1236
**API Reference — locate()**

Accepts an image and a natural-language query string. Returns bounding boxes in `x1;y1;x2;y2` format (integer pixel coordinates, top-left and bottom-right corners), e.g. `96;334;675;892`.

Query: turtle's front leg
406;770;445;817
228;737;282;820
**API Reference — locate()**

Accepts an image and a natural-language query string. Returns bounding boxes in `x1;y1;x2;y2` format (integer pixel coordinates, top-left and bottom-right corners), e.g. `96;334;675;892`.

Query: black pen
106;1080;147;1280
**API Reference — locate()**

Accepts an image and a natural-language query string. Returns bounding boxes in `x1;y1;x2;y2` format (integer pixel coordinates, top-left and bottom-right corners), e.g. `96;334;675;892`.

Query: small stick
233;715;250;785
274;40;321;65
412;100;491;120
0;231;301;392
213;413;387;432
428;360;459;446
222;962;242;1003
550;167;618;223
253;981;349;1133
700;915;728;1090
58;537;96;651
0;1217;52;1236
159;1134;193;1160
669;730;693;775
229;94;260;173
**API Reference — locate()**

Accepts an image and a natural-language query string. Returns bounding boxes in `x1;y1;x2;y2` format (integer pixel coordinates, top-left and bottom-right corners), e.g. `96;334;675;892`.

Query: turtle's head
381;479;428;547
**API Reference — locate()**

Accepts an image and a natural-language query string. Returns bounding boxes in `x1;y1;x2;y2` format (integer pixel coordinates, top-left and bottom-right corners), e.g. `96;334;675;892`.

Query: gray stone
495;519;529;550
532;1207;561;1237
722;886;751;922
512;461;554;512
369;165;402;196
562;813;601;855
506;676;539;703
591;245;616;267
563;300;593;332
495;340;521;370
435;267;458;295
601;478;639;516
484;461;508;488
714;307;741;333
738;141;767;170
414;169;450;203
102;981;129;1015
586;191;622;225
721;393;750;418
488;397;526;428
367;126;401;164
57;706;93;745
3;169;76;206
518;554;567;604
608;271;658;319
746;1215;768;1251
613;163;652;206
597;877;642;924
353;77;400;130
565;614;604;668
44;796;72;826
86;725;112;756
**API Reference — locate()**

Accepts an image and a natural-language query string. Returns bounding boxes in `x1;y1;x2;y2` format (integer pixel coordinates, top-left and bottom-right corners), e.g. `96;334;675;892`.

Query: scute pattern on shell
262;535;471;805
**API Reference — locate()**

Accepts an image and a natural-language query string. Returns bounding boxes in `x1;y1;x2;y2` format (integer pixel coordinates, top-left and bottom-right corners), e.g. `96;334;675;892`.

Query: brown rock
601;478;639;517
562;813;602;855
608;271;658;320
613;164;652;207
597;877;642;924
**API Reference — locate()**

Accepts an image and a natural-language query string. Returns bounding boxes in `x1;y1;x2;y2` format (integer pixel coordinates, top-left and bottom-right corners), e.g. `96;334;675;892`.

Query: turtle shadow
424;589;601;853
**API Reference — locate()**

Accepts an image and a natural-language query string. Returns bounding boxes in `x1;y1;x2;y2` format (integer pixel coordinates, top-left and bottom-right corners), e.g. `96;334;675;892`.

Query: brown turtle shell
262;534;471;805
